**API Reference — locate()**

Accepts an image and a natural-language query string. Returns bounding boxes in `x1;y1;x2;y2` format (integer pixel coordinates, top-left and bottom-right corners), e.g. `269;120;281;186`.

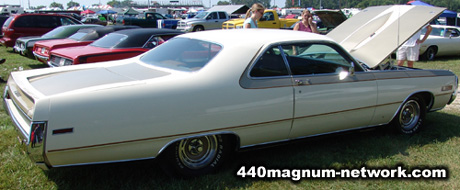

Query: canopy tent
407;1;457;18
81;9;95;14
122;7;139;15
97;10;117;14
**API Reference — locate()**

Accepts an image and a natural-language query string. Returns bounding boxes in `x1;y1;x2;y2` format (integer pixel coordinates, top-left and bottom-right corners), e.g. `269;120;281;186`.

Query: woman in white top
243;3;265;29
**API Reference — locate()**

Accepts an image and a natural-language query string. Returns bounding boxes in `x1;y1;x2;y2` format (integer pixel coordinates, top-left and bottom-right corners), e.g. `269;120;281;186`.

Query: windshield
90;33;128;48
140;37;222;72
42;27;66;38
194;11;208;19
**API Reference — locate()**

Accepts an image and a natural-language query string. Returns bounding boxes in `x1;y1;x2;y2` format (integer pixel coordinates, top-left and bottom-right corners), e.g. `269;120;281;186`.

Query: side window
207;12;217;19
13;16;32;27
218;12;227;19
35;16;58;28
281;43;352;75
143;36;164;49
250;46;289;77
261;12;274;21
61;17;76;26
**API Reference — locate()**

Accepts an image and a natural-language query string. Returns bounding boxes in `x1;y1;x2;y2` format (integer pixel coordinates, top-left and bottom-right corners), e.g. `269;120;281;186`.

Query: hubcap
178;136;218;169
399;100;420;130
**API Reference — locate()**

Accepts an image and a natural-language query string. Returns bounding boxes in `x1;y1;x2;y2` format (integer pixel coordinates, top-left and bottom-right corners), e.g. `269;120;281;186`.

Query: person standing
293;10;319;33
243;3;265;29
397;24;432;67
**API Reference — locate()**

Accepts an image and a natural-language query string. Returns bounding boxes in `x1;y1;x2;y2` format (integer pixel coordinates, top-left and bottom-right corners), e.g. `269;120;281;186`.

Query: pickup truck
222;10;299;29
122;12;179;29
176;11;230;32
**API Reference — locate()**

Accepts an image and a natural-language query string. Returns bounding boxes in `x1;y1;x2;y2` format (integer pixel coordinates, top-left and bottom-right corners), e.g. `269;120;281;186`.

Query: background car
48;28;183;67
81;17;108;26
0;13;83;47
419;25;460;60
13;24;101;57
33;25;140;63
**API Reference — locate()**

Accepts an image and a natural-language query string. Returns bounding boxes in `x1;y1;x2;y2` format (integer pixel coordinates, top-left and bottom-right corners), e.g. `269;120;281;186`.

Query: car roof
108;28;184;48
75;25;141;41
178;29;334;48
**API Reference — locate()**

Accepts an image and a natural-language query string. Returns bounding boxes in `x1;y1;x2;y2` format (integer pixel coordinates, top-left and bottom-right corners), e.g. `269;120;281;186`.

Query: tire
159;134;231;177
193;26;204;32
391;95;426;134
422;46;437;61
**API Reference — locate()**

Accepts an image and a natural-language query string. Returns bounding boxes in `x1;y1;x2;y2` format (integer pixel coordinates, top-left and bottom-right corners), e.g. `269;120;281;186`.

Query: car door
239;45;295;146
258;11;279;28
441;27;460;55
205;12;220;30
278;43;378;138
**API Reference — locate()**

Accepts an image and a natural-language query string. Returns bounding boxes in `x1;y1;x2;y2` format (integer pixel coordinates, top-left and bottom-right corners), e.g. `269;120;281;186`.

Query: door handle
295;79;310;85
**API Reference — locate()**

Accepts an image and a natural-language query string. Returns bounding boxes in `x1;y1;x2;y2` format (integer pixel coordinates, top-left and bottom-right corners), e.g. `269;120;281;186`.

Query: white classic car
419;24;460;60
3;5;458;177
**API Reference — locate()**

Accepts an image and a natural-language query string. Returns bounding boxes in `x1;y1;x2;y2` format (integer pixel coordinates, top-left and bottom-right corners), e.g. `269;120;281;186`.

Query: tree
218;1;231;5
67;1;80;8
50;2;64;9
230;0;272;8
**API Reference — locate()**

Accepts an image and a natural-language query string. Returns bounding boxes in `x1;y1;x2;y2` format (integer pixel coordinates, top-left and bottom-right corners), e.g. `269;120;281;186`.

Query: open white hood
327;5;445;68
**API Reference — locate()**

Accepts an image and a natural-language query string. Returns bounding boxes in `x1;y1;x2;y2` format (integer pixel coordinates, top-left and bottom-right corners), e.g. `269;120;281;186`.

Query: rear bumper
3;86;50;170
0;37;14;47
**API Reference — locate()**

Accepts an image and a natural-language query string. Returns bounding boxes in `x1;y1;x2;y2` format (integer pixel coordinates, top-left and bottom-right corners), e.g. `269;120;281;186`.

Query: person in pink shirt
293;10;319;34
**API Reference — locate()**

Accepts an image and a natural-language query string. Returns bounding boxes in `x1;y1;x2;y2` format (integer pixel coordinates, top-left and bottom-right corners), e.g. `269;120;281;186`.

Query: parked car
13;24;102;57
0;13;83;48
81;17;108;26
122;12;179;29
33;25;140;63
177;10;230;32
3;5;457;177
419;25;460;60
47;28;183;67
222;9;299;29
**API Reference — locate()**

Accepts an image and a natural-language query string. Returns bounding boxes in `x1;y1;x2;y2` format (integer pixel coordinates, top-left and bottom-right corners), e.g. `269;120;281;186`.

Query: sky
2;0;286;9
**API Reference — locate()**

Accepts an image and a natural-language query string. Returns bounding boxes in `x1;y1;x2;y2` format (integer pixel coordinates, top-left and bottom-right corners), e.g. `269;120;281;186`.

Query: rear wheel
422;46;437;61
391;95;426;134
159;134;232;177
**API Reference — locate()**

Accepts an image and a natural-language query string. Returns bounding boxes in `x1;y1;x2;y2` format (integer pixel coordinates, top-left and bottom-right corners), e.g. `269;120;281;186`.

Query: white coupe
3;5;458;176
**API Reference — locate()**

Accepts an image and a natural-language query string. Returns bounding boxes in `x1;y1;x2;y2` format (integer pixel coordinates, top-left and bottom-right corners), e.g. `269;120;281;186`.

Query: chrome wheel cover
399;100;421;131
178;135;218;169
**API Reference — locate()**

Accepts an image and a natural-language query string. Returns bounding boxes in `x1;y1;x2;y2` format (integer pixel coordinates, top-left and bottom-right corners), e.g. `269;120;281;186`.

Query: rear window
2;17;13;27
140;37;222;72
68;32;89;40
90;33;127;48
42;27;66;38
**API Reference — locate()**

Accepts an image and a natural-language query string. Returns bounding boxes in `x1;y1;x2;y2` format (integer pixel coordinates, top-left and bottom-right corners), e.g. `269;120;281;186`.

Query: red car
48;28;184;67
0;13;82;47
33;25;140;63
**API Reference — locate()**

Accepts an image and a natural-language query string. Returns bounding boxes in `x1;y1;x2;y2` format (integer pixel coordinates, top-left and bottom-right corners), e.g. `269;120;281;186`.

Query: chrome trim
32;51;49;62
157;131;240;156
28;122;47;166
389;91;433;120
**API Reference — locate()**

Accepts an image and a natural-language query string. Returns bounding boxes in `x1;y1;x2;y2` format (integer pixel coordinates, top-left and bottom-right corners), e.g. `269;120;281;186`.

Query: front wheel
391;95;426;134
159;135;232;177
193;26;204;32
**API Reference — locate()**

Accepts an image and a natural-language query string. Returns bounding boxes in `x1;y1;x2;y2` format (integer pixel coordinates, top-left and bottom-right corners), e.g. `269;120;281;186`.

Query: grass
0;46;459;189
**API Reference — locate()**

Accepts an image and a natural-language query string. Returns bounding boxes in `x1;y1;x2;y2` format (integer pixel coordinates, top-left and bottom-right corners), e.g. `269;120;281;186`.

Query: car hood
12;62;170;97
34;38;83;48
326;5;445;68
16;36;44;42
